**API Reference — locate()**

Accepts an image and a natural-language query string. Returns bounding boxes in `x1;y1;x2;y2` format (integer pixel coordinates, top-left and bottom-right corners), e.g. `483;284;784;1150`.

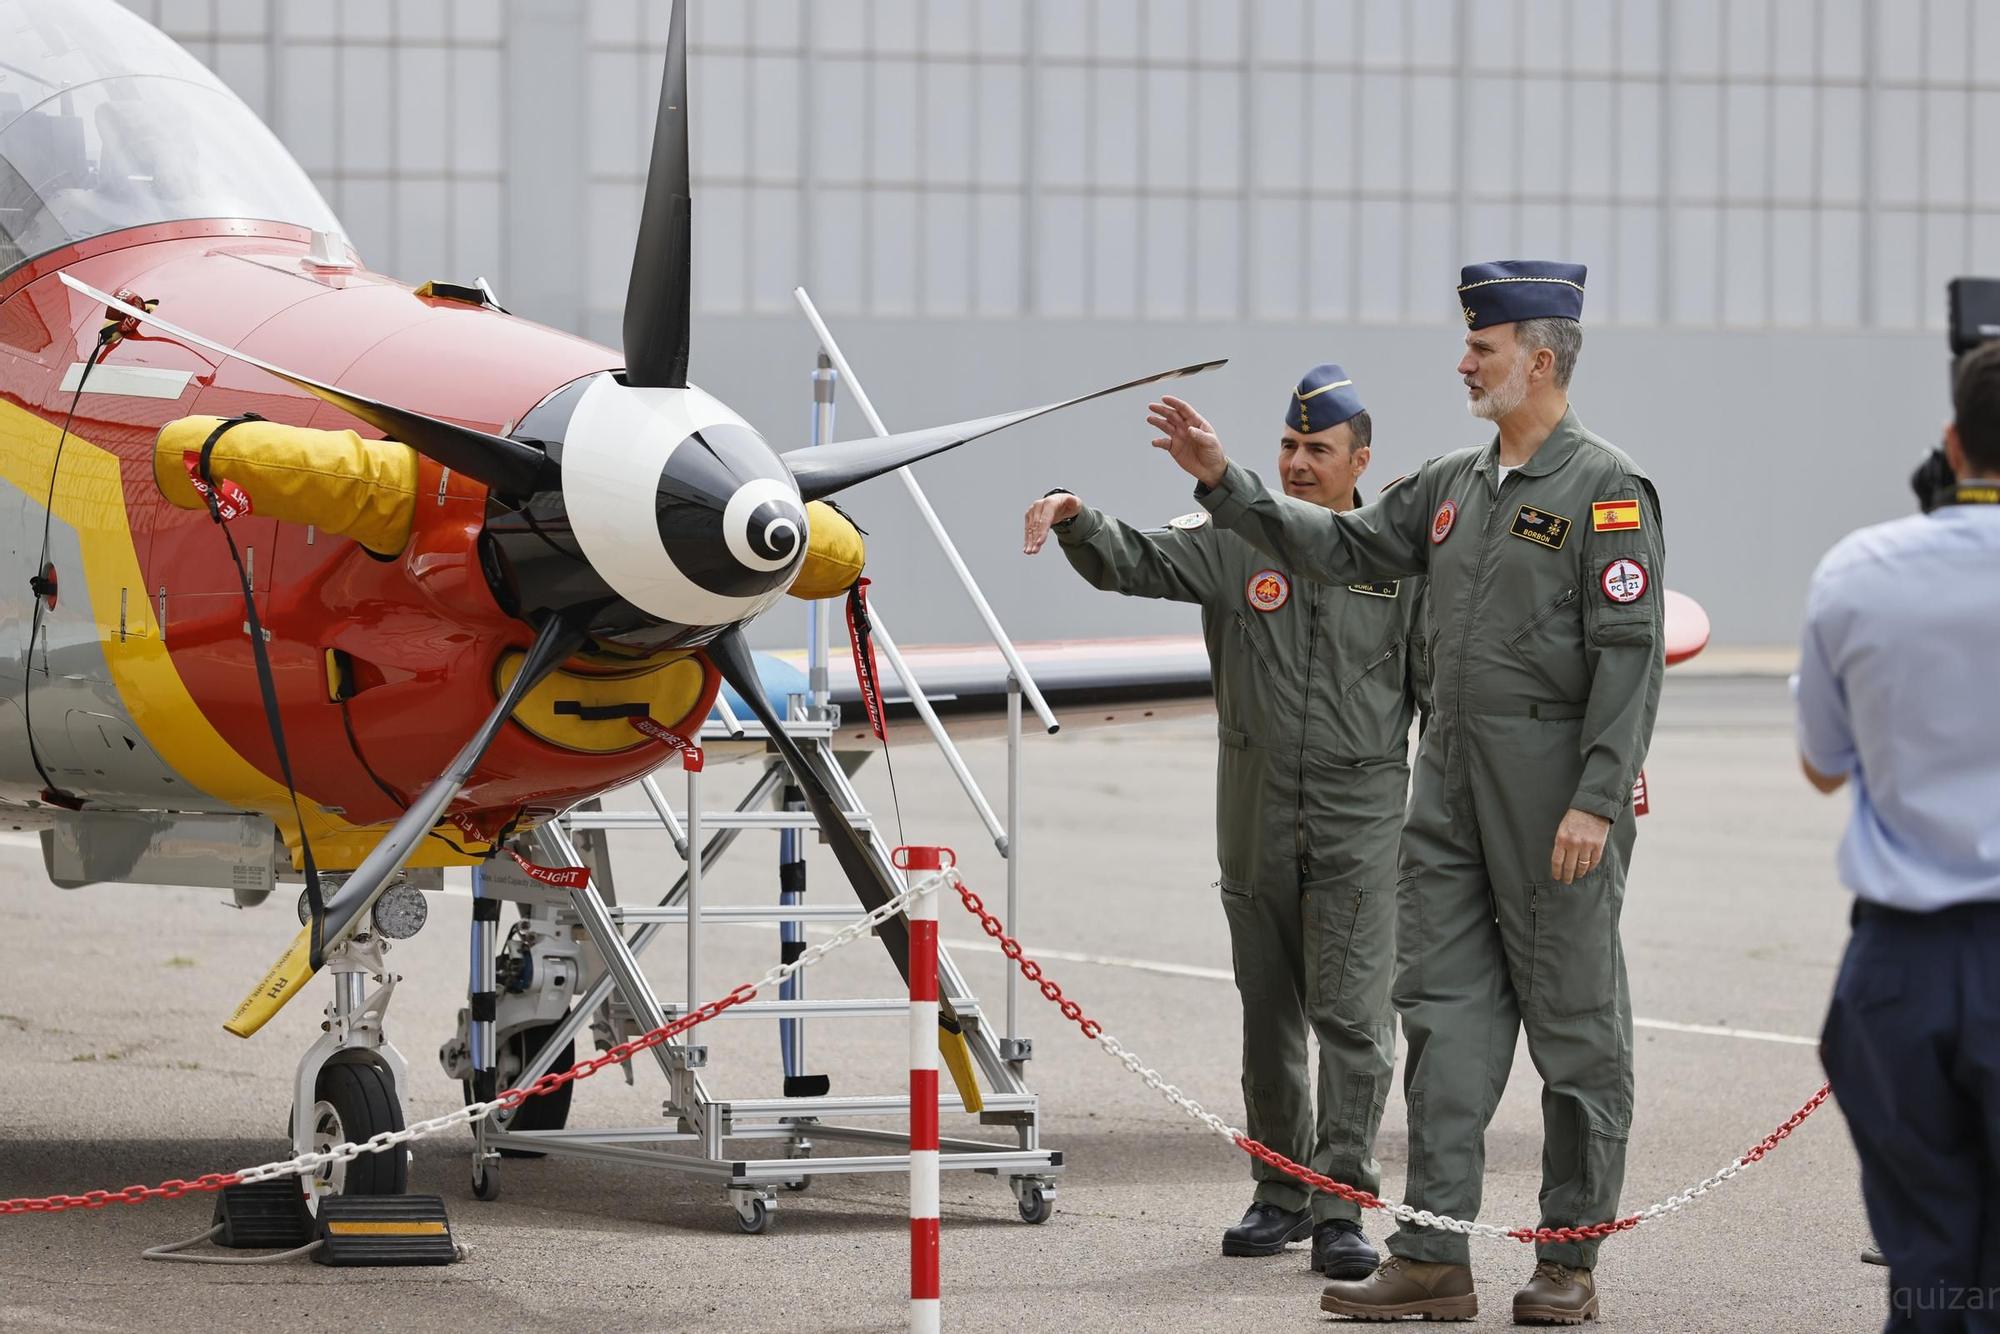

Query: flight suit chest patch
1347;581;1400;598
1246;569;1291;612
1430;499;1458;544
1509;504;1572;550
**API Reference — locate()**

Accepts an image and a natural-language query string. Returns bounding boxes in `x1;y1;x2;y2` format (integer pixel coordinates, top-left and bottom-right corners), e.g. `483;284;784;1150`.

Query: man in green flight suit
1023;364;1428;1281
1146;262;1664;1325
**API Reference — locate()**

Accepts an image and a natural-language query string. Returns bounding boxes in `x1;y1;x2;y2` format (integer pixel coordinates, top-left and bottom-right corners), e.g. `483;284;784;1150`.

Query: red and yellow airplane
1;0;1707;1207
1;0;1226;1195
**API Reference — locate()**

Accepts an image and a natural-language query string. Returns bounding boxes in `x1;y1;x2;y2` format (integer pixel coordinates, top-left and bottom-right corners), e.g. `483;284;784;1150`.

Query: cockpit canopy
0;0;342;276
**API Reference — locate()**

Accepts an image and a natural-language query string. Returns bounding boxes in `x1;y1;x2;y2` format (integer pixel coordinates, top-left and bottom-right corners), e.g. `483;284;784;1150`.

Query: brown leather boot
1320;1255;1478;1321
1511;1261;1598;1325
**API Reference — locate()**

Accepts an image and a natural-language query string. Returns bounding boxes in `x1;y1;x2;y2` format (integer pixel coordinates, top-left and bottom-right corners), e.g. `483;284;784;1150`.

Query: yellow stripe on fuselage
0;399;480;868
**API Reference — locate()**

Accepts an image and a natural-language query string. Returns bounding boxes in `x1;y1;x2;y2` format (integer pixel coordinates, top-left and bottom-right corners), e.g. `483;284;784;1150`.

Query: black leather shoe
1221;1201;1313;1256
1312;1218;1379;1279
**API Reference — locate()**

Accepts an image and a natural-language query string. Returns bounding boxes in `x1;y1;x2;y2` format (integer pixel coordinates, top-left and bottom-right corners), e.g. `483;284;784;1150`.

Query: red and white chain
2;872;943;1216
946;868;1832;1246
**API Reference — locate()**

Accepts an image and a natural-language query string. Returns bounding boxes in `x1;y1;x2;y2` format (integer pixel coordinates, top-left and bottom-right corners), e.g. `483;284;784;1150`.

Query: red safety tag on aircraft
845;578;888;742
506;848;591;890
449;811;500;844
182;451;253;521
630;716;704;771
1632;769;1650;817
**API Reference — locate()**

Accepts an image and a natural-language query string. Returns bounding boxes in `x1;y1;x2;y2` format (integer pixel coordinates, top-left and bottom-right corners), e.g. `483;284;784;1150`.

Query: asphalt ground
0;674;1894;1333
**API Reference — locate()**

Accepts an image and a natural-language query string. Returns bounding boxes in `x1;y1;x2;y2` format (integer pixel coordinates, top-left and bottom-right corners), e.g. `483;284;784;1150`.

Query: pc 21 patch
1246;569;1291;612
1600;558;1648;604
1509;504;1572;550
1168;512;1209;530
1347;581;1400;598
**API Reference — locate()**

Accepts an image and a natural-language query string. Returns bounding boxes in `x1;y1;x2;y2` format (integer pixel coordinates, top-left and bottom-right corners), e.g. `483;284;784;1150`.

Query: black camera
1912;277;2000;512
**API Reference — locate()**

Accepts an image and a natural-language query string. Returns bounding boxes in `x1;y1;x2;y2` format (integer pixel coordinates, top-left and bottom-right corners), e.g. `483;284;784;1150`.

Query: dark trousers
1820;899;2000;1333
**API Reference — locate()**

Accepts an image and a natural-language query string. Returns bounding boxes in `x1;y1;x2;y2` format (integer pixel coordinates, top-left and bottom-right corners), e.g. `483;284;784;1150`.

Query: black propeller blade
783;358;1228;501
622;0;693;388
708;625;959;1021
61;275;553;501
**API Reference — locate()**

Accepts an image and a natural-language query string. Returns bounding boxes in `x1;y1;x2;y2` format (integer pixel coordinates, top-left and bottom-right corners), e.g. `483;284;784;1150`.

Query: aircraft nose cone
744;496;804;564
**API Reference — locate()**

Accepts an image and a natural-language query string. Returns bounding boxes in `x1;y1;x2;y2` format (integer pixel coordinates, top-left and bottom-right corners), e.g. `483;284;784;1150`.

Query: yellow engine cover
155;415;419;556
495;649;709;754
787;500;866;600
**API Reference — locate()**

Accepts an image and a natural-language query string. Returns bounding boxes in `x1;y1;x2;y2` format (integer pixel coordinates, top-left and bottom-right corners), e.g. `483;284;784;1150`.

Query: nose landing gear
288;917;416;1210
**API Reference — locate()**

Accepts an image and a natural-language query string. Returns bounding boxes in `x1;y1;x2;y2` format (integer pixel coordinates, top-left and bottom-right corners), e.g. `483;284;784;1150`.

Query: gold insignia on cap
1463;306;1477;325
1295;378;1353;400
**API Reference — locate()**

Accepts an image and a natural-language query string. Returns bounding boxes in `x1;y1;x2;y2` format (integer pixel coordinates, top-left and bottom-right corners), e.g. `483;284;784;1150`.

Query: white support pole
1005;677;1022;1049
865;598;1007;852
793;287;1059;736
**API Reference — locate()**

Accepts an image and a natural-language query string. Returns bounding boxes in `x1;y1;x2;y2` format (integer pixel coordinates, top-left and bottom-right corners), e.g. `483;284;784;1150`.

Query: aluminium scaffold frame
454;295;1062;1233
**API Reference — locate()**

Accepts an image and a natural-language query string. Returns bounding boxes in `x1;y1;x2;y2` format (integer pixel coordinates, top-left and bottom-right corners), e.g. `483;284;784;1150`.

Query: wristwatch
1042;488;1079;529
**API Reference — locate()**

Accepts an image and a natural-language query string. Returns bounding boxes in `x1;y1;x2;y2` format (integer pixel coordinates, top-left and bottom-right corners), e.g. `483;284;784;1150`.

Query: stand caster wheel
734;1196;771;1234
1017;1185;1053;1225
471;1159;500;1202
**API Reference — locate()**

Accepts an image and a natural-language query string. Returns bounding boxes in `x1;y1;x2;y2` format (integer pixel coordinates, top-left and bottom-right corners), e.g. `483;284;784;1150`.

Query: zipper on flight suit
1232;611;1280;681
1447;470;1516;792
1295;584;1320;870
1506;587;1579;649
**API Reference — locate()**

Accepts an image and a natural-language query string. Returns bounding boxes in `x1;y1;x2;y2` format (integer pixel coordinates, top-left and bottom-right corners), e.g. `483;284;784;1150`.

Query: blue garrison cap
1286;363;1365;435
1457;260;1587;329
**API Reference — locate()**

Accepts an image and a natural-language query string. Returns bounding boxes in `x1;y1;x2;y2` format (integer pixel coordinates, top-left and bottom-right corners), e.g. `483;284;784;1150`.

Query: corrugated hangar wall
119;0;2000;649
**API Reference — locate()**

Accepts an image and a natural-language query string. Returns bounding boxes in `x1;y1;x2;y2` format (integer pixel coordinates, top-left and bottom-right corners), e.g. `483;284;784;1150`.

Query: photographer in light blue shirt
1796;337;2000;1332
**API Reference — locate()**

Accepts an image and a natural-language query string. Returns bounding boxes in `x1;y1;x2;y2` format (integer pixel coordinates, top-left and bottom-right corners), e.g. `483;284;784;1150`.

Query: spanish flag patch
1591;499;1642;532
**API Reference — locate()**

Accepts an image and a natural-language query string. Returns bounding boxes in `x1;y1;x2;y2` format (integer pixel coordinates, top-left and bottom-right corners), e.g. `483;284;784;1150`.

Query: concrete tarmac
0;675;1893;1332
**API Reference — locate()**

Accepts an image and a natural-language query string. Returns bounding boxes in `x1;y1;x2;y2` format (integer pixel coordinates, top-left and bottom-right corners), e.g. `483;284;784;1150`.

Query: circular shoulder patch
1168;511;1209;530
1600;557;1649;604
1430;499;1458;545
1246;569;1290;612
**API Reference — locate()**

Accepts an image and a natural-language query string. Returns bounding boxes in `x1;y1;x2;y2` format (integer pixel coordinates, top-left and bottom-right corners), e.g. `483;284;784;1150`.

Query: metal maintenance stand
451;307;1060;1231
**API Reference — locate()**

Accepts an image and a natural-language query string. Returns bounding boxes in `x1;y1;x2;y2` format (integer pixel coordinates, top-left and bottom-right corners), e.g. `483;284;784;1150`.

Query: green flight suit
1056;499;1427;1223
1197;408;1664;1268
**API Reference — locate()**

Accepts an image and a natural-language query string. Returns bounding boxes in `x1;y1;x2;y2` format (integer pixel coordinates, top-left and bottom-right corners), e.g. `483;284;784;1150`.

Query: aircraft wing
711;587;1710;756
708;636;1215;755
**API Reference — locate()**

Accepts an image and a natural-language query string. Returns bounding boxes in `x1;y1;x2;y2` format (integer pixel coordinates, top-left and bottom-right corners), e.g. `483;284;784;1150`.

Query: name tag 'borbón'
1347;581;1400;598
1509;504;1572;550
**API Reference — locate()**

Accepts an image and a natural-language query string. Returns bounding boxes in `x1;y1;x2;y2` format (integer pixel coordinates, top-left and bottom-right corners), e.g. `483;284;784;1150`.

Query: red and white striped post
897;845;946;1334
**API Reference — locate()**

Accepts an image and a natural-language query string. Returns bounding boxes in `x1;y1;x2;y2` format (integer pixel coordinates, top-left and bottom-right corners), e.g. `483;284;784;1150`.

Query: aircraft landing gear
456;1022;576;1159
290;924;415;1212
308;1061;407;1197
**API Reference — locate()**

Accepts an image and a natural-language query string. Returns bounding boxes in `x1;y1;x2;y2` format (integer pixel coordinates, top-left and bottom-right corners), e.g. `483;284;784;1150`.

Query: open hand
1550;808;1612;884
1144;395;1228;489
1023;491;1082;554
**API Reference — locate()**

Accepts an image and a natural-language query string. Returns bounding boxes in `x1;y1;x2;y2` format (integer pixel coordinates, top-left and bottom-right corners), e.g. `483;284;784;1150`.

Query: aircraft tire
314;1061;408;1196
461;1023;575;1158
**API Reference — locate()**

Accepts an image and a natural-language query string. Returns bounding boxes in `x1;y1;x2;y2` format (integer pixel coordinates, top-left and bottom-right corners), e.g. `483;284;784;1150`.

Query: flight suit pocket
1215;725;1264;893
1339;641;1402;697
1232;611;1280;681
1526;877;1617;1021
1505;587;1587;700
1304;880;1368;1032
